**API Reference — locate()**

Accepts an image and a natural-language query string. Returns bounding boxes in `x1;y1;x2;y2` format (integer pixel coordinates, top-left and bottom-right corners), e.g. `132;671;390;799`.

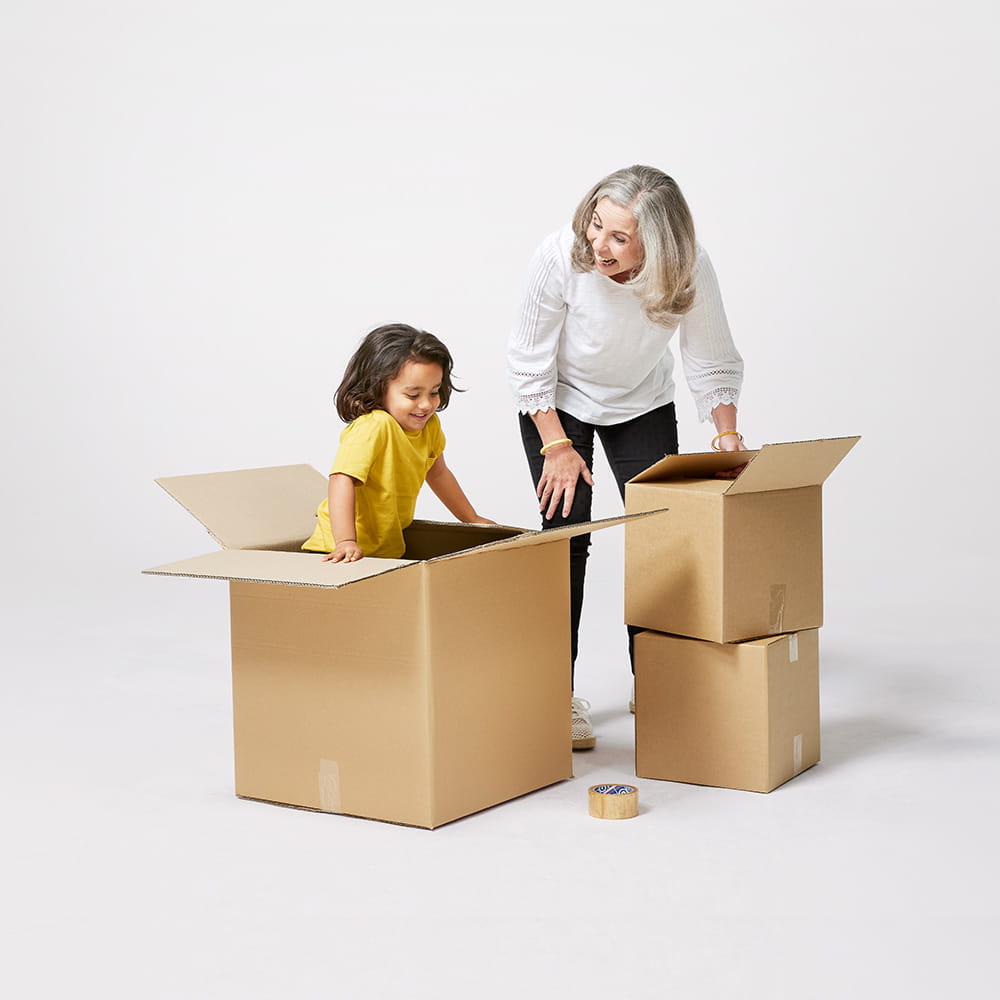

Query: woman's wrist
711;430;743;451
539;437;573;457
538;438;573;458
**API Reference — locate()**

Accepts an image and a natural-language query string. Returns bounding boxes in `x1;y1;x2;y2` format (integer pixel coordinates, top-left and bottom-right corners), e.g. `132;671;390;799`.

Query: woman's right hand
537;444;594;520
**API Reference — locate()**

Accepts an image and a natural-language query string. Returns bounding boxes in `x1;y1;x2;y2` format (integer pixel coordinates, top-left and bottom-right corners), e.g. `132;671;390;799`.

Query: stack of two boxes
624;438;859;793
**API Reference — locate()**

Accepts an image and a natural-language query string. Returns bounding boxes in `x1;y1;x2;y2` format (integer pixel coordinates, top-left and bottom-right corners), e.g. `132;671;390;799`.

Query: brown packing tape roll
588;783;639;820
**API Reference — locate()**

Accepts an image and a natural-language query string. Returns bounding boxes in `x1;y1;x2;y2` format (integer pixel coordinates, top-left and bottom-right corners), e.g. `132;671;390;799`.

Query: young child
302;323;494;562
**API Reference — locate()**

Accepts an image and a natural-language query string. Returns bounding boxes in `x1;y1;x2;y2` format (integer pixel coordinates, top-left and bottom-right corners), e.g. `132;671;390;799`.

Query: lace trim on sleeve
687;367;744;386
516;388;557;415
510;366;557;414
696;385;740;423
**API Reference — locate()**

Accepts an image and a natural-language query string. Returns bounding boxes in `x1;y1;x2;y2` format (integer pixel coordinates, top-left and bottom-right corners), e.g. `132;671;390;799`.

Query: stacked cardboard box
624;438;859;792
145;464;650;828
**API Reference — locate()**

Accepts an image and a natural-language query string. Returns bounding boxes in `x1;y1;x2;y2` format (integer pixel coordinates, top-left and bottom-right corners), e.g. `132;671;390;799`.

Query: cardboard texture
146;464;649;828
634;628;820;793
624;437;859;643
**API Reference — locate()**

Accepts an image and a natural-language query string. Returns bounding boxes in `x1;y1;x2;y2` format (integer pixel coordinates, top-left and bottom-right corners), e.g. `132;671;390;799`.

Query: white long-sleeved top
507;225;744;425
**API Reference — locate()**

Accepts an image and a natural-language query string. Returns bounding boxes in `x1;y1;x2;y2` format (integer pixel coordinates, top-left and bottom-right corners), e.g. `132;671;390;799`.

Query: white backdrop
3;2;998;997
4;0;996;614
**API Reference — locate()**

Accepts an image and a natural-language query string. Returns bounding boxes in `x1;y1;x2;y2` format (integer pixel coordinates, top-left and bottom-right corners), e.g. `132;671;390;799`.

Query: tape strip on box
769;584;787;633
319;759;342;813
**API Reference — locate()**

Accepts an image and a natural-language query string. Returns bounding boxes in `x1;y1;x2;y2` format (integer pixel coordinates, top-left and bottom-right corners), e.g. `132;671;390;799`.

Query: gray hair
571;165;697;324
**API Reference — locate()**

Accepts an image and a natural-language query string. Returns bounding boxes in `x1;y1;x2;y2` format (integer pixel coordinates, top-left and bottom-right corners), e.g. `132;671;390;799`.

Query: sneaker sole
572;737;596;751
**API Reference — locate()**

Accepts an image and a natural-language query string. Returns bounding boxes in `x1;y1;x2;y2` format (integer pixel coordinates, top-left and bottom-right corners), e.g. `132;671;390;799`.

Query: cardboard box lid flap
156;464;328;550
402;520;525;560
430;509;665;562
144;510;664;586
143;548;413;588
722;436;860;495
627;449;757;484
626;437;860;494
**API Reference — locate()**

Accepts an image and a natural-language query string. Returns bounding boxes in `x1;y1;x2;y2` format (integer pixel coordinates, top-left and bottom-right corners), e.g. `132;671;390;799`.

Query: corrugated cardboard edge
723;436;860;495
142;548;415;588
142;510;669;589
627;449;755;484
626;436;861;494
425;509;663;560
234;794;441;830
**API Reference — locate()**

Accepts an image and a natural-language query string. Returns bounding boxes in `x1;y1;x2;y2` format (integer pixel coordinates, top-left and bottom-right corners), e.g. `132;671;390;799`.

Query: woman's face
587;197;643;280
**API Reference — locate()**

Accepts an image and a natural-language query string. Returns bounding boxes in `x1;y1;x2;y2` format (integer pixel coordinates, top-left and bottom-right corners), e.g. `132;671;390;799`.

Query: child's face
383;360;444;433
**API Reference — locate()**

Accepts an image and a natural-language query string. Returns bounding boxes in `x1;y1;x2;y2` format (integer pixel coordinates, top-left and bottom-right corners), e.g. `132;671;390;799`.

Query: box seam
421;561;436;828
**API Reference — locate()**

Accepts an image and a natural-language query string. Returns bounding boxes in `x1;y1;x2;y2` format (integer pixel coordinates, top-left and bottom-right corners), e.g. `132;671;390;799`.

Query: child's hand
322;540;364;563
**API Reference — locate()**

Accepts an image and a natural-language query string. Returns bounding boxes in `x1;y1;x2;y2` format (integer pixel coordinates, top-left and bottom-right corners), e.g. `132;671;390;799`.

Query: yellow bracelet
711;430;744;451
540;437;573;456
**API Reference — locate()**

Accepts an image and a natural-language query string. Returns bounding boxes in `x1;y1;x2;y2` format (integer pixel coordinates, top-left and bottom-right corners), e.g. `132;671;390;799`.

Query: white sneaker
571;697;596;750
628;681;635;714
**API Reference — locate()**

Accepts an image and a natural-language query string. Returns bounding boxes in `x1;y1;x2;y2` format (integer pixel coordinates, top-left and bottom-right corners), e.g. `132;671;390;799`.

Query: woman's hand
537;444;594;520
322;540;363;563
716;432;748;452
710;403;748;478
713;434;749;478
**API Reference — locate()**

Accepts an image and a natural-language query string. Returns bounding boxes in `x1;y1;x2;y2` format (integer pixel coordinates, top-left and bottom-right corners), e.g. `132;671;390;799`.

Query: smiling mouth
597;256;616;265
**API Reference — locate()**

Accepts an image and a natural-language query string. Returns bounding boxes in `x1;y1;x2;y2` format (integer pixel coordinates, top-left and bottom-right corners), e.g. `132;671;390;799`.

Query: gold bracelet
540;437;572;456
711;430;744;451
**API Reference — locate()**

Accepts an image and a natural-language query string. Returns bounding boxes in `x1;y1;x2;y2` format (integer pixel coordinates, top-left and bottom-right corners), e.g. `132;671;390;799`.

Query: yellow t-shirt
301;409;446;558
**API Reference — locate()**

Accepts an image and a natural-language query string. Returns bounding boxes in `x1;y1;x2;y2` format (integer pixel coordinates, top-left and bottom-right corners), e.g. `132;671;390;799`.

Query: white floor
6;568;997;999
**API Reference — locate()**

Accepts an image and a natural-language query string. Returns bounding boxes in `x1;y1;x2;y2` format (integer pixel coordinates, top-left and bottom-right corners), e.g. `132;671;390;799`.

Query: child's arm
424;455;496;525
322;473;364;562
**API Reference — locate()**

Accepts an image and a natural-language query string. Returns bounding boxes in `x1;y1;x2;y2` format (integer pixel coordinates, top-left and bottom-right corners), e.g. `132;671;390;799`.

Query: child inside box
303;323;494;562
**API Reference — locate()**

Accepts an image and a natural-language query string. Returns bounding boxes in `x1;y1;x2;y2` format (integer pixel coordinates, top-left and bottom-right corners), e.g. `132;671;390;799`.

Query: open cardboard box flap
627;436;860;494
147;463;662;588
155;464;329;551
143;548;413;588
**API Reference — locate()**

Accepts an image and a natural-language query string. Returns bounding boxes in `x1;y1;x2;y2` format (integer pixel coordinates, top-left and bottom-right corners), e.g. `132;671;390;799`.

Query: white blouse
507;225;744;425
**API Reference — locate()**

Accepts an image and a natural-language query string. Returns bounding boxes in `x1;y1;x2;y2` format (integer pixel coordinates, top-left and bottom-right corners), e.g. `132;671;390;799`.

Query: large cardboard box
145;464;644;829
625;437;859;643
634;628;820;793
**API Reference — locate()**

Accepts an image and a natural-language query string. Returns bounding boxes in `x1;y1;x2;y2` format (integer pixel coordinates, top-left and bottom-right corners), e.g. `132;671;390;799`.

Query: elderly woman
507;164;747;750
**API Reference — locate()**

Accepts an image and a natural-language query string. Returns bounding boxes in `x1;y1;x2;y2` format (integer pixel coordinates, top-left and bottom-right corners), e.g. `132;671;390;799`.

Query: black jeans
518;403;679;685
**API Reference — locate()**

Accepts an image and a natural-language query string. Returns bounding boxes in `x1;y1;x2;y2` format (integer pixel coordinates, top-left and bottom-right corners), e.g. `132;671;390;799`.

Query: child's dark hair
335;323;461;423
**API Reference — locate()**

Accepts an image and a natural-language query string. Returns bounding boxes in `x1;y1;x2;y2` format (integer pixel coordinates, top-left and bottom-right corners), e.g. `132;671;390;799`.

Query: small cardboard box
625;437;859;643
145;464;644;829
634;628;820;793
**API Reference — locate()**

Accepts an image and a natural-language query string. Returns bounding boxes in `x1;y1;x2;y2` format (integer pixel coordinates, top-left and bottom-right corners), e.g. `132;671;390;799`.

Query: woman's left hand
715;434;749;478
710;403;748;477
716;433;748;452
